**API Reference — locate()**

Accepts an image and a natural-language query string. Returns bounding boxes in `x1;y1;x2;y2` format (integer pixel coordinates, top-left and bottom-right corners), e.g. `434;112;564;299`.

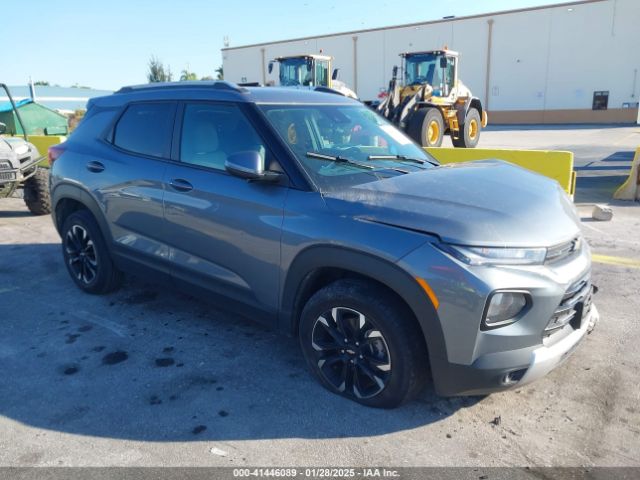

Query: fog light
483;291;529;329
501;368;527;386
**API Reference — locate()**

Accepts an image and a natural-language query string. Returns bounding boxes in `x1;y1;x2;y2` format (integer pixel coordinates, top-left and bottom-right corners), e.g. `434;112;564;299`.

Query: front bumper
0;155;40;186
518;303;598;386
431;302;598;396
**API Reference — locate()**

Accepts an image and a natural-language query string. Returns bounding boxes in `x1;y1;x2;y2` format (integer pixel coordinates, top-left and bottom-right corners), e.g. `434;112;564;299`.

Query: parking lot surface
1;125;639;467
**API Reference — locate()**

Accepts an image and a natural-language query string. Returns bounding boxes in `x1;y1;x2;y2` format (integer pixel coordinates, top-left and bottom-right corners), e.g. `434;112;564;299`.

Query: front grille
545;275;591;333
0;171;16;181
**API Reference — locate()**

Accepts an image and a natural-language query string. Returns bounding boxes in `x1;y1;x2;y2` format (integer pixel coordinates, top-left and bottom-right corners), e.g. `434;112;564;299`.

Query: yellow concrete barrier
426;147;575;197
613;147;640;201
25;135;66;157
11;134;66;167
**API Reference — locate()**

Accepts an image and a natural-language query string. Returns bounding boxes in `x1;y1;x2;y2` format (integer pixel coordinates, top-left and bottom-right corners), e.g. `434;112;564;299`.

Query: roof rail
115;81;248;94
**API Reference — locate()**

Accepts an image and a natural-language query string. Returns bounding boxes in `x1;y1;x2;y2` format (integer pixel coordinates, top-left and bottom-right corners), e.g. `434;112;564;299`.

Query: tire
298;279;429;408
452;108;481;148
61;209;122;294
23;168;51;215
406;107;444;148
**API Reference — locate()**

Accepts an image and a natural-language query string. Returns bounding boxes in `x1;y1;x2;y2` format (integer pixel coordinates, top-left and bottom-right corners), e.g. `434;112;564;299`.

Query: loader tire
407;108;444;148
452;108;481;148
23;168;51;215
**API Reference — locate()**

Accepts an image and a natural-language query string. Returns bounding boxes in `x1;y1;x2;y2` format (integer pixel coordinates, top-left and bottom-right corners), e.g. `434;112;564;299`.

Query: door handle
86;161;105;173
169;178;193;192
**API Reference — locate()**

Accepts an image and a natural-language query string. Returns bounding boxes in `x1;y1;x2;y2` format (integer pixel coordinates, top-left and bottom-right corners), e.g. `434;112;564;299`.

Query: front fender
279;244;448;365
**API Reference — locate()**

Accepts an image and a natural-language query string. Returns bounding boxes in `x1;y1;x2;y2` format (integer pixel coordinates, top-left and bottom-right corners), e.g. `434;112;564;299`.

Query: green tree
147;56;172;83
200;75;214;81
180;69;198;81
34;80;49;86
215;66;224;80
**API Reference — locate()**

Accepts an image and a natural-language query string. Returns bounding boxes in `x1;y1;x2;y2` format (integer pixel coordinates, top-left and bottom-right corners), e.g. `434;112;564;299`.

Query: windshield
260;104;438;190
405;53;440;86
279;58;313;87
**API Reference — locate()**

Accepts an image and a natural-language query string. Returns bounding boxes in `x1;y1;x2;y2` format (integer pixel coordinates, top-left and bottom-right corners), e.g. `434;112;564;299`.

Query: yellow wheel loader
377;49;488;148
268;54;358;99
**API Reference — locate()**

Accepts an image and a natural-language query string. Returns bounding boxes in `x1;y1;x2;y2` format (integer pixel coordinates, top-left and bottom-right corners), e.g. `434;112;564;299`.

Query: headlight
437;243;546;266
483;291;530;329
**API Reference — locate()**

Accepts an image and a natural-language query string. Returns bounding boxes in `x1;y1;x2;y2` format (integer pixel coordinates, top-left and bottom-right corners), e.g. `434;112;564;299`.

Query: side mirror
225;151;281;182
0;122;5;134
392;65;398;78
268;61;274;74
439;56;448;69
332;68;339;80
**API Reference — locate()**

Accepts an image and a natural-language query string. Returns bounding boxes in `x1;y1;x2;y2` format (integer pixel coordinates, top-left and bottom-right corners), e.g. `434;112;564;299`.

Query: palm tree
147;56;172;83
215;66;224;80
180;69;198;81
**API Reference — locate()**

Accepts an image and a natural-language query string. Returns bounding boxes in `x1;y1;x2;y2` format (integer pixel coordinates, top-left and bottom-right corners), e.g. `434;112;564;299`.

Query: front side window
180;103;266;171
113;102;175;158
260;103;437;191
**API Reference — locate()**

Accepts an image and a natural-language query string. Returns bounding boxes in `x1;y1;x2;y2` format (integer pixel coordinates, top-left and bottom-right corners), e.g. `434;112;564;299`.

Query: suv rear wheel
61;209;122;294
299;279;428;408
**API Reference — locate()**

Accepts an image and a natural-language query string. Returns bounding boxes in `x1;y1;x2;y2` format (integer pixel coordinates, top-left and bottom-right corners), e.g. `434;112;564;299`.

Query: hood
323;160;581;247
0;137;31;158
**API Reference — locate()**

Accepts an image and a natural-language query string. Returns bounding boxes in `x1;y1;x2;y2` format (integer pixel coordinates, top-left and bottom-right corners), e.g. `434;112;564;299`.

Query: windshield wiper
368;154;439;167
306;152;410;174
306;151;375;170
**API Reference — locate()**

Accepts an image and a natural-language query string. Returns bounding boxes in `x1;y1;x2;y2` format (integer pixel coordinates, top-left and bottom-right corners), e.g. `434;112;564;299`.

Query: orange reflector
415;277;439;310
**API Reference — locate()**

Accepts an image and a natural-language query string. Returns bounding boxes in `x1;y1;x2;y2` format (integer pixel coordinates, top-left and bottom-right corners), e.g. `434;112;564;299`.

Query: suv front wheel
299;279;428;408
61;209;122;294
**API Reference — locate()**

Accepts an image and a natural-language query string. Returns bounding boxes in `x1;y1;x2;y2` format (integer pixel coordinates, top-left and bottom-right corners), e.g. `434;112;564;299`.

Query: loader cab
270;55;333;88
402;50;458;98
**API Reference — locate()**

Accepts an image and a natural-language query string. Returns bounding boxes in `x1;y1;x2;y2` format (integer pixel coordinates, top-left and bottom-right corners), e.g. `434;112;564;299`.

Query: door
97;101;176;271
162;102;288;318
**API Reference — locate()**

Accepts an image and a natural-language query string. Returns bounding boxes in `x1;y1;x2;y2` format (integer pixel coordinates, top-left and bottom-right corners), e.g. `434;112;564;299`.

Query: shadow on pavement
574;175;628;204
0;242;480;443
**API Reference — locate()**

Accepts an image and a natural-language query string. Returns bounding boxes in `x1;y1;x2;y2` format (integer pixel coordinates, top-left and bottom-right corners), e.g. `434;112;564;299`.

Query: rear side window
113;102;175;158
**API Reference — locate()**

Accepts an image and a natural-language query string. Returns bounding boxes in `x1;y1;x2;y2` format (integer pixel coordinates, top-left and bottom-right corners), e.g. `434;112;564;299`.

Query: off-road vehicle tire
61;209;122;294
452;107;481;148
406;107;444;148
23;168;51;215
299;279;429;408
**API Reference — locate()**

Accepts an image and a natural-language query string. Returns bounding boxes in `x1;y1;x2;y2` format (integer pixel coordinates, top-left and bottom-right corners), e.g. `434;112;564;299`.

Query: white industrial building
223;0;639;124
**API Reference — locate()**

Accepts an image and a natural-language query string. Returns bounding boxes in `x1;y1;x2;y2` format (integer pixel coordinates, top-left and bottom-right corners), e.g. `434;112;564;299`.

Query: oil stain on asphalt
102;351;128;365
192;425;207;435
155;358;175;367
62;365;79;375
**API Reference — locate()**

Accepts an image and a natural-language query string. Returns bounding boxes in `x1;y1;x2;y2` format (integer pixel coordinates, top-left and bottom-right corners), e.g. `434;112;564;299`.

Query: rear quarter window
112;102;175;158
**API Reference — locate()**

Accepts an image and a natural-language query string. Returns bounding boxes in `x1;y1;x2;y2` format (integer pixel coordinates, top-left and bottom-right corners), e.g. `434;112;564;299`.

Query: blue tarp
0;98;32;113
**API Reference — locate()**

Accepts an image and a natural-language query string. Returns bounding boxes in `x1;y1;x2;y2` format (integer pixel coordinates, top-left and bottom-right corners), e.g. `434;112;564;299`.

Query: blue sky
4;0;568;90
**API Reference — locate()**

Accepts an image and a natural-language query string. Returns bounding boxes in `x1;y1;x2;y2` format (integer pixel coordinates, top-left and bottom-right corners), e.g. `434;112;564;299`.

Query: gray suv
49;82;598;408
